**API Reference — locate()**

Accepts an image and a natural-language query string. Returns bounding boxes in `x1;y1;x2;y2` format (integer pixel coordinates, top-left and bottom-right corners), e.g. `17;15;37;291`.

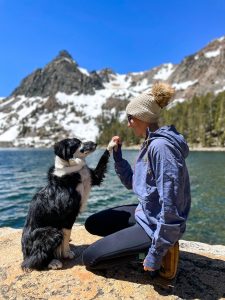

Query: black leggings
82;204;151;269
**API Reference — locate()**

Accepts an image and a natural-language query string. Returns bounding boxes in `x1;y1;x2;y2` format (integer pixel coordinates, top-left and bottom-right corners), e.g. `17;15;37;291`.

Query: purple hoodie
113;125;191;270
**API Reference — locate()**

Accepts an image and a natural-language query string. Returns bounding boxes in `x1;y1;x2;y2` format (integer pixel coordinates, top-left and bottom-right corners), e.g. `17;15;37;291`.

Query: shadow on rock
61;244;89;270
84;250;225;300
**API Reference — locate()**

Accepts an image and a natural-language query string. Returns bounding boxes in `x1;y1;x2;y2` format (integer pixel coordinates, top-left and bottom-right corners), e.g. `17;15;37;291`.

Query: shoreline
102;145;225;151
0;145;225;152
189;147;225;152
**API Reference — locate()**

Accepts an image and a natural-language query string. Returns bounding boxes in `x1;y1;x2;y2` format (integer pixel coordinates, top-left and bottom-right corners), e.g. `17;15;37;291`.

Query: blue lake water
0;148;224;245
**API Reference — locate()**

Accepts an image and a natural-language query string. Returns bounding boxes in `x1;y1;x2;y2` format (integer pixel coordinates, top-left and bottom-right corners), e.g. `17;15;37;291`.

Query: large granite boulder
0;226;225;299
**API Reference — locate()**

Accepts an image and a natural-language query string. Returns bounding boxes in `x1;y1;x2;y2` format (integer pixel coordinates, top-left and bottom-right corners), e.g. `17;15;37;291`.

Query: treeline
96;91;225;147
96;113;141;146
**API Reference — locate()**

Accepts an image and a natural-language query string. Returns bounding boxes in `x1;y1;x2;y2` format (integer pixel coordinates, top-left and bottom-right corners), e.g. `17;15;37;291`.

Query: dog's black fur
21;138;110;270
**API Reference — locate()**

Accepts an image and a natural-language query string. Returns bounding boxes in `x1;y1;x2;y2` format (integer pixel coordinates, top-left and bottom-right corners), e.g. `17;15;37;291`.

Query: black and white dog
21;138;114;271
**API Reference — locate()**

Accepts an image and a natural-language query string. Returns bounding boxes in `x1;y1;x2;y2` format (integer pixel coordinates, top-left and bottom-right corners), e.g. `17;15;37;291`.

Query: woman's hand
111;136;121;151
107;136;121;153
143;259;155;272
112;136;121;144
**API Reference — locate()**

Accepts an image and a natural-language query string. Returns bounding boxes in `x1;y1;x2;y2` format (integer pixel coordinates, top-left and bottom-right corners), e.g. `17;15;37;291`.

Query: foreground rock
0;226;225;300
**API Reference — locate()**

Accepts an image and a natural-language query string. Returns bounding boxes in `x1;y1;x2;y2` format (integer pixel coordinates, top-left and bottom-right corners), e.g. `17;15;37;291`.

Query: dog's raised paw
48;259;63;269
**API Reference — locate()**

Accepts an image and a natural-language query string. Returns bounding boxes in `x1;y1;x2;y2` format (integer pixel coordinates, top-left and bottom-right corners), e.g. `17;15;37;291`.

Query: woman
82;82;191;277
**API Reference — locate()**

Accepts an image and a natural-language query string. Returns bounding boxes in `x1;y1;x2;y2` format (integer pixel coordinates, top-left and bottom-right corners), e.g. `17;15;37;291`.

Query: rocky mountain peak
50;50;77;67
10;50;104;99
58;50;73;60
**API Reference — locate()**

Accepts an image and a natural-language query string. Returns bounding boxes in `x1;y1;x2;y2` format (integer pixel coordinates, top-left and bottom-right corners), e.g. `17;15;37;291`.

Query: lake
0;148;224;245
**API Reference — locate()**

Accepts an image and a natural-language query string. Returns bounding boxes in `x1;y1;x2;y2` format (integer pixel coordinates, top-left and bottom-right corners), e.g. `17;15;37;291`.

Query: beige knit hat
126;82;175;123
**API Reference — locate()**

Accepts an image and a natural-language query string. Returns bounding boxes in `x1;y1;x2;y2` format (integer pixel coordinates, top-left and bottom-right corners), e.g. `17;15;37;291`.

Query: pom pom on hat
126;82;175;123
152;82;175;108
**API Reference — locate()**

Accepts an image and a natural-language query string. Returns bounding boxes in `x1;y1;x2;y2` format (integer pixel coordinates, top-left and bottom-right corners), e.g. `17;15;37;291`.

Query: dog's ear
54;138;81;160
54;140;72;161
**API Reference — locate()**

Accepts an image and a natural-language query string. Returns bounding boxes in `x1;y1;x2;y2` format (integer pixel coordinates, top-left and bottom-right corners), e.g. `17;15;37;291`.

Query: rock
98;68;116;82
168;37;225;99
10;51;104;98
0;226;225;300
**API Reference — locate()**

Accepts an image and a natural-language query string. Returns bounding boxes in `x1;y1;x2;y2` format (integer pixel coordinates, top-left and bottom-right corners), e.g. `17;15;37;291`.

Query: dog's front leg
91;150;110;186
62;228;75;259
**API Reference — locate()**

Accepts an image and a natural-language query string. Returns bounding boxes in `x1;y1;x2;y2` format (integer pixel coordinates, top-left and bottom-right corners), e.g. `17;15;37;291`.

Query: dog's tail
21;227;63;270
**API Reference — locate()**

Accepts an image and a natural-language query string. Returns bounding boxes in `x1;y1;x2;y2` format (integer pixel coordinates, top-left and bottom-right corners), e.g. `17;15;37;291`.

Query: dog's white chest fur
77;166;91;212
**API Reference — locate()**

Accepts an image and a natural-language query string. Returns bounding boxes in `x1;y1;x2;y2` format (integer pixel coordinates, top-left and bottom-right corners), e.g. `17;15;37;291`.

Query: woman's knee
84;210;112;236
84;214;99;235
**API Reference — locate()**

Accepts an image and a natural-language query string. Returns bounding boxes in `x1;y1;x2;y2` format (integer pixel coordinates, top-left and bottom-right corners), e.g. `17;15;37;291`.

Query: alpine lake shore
0;145;225;299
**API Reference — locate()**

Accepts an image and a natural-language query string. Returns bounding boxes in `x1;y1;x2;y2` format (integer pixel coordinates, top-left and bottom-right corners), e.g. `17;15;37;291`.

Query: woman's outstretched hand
112;136;121;151
107;136;121;153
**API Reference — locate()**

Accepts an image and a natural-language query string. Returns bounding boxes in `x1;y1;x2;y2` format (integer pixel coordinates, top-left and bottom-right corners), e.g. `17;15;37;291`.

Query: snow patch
35;114;52;129
130;79;151;92
118;111;127;122
129;71;145;76
215;86;225;94
167;98;185;109
78;67;90;76
59;57;73;64
153;63;175;80
173;80;198;90
217;36;225;42
0;125;19;141
204;48;221;58
104;73;131;90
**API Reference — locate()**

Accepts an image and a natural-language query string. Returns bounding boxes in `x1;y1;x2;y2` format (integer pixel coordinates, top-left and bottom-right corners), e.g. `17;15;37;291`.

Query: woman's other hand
143;259;155;272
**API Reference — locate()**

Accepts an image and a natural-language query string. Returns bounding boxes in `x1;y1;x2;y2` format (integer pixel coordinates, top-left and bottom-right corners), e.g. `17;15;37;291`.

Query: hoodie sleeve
113;145;133;190
144;139;186;270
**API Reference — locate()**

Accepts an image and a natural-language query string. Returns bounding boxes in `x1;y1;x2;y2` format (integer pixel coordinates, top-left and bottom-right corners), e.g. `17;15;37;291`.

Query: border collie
21;138;112;270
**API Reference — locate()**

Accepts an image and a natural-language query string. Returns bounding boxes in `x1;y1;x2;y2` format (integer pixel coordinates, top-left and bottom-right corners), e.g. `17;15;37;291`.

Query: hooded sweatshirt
113;125;191;270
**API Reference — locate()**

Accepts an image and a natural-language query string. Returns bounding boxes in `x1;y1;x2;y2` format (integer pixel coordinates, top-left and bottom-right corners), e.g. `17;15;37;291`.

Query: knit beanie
126;82;175;123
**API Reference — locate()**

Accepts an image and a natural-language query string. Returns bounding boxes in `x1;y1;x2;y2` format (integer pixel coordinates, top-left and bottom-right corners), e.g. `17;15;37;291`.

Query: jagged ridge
0;36;225;147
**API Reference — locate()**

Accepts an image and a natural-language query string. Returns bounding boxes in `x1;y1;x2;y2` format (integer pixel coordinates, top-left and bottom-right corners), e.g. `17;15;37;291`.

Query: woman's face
127;116;149;137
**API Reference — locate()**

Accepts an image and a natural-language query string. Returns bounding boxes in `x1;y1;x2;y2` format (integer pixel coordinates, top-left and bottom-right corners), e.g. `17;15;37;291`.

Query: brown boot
159;241;179;280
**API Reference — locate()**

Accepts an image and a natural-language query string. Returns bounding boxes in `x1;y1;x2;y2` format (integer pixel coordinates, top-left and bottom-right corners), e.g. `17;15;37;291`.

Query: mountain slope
0;36;225;147
168;36;225;101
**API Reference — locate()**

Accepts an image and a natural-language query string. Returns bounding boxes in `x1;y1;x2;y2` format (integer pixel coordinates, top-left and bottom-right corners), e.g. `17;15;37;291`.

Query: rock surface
0;226;225;300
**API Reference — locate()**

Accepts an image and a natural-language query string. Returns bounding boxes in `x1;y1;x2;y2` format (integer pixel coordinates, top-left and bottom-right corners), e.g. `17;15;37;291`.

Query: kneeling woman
82;82;191;277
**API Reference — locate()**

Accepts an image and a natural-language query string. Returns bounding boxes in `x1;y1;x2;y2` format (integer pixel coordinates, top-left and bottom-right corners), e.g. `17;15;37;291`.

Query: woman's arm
144;139;187;270
108;136;133;190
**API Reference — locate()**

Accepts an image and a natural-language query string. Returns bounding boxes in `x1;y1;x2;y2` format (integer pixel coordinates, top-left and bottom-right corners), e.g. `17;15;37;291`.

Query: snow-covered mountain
0;36;225;147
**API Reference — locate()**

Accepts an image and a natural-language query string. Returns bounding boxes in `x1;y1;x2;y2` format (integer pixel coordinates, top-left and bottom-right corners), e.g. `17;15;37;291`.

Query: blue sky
0;0;225;97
